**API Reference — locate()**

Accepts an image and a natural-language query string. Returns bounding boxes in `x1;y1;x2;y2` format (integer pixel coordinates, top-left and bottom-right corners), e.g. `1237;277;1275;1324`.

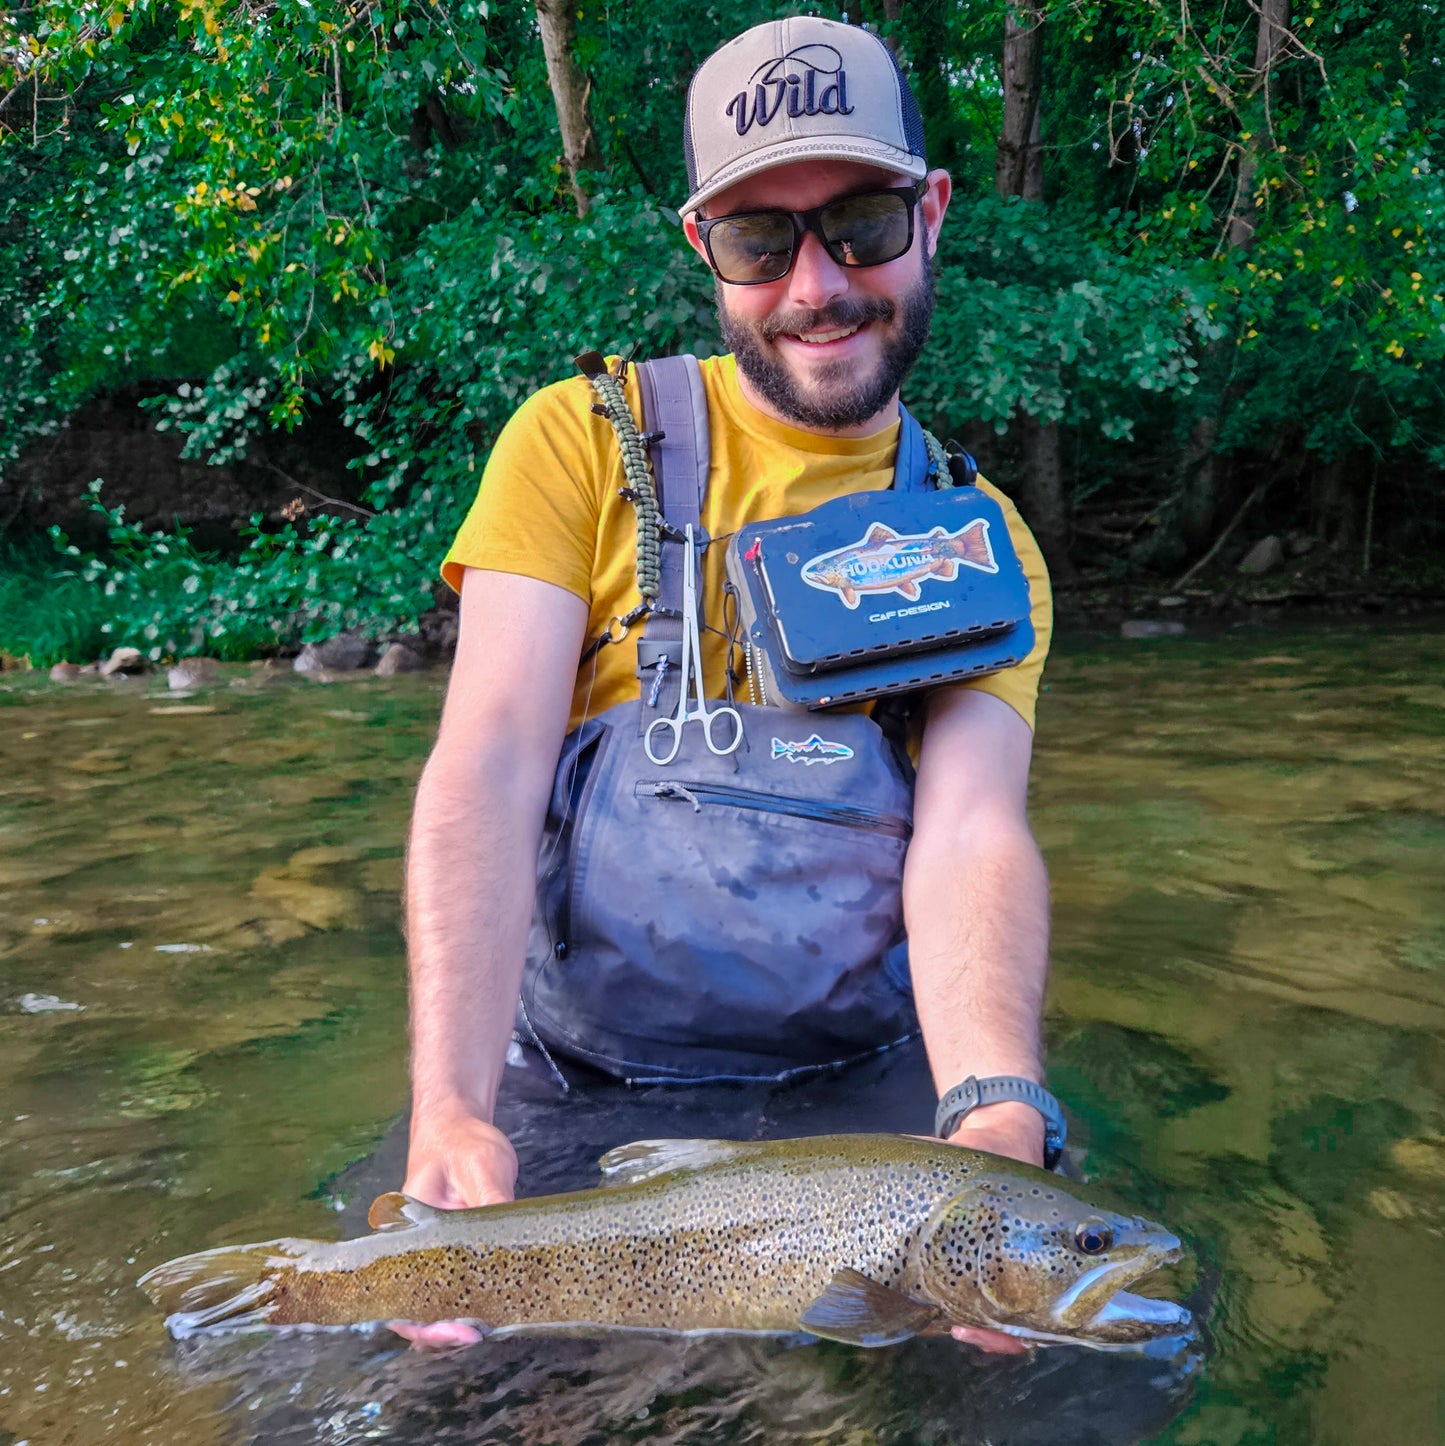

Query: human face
685;160;952;437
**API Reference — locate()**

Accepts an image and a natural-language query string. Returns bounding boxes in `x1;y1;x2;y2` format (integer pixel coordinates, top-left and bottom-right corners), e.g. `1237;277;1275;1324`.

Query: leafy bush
0;536;115;667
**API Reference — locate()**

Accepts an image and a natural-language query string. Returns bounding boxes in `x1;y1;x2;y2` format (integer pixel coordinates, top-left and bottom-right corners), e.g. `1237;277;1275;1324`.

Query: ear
920;169;952;258
682;211;711;265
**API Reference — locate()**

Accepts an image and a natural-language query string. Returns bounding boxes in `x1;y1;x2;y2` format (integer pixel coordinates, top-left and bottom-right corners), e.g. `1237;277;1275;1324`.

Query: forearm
903;807;1051;1159
904;809;1049;1085
405;741;552;1130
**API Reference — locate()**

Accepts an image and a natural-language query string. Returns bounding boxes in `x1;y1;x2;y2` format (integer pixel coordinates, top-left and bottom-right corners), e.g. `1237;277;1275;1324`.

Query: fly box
724;487;1034;710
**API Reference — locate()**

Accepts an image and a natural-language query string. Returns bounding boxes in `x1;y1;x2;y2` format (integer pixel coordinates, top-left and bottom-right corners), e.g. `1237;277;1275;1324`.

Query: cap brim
682;137;927;216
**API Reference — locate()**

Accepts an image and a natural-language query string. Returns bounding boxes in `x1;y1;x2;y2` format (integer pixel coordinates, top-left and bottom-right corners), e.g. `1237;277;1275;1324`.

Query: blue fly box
724;487;1034;710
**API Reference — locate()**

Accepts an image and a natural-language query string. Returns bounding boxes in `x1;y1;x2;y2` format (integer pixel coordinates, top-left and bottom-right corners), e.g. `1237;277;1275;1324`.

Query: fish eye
1074;1221;1114;1256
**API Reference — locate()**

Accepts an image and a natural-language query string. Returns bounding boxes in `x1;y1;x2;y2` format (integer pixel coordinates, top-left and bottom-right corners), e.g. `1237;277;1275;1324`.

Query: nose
783;227;850;311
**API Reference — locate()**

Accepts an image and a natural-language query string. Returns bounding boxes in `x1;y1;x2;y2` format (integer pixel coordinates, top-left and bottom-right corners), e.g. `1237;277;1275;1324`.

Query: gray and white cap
682;17;927;216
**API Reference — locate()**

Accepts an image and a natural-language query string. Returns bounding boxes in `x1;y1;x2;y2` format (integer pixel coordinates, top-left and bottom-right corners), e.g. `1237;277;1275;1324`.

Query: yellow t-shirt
443;354;1052;731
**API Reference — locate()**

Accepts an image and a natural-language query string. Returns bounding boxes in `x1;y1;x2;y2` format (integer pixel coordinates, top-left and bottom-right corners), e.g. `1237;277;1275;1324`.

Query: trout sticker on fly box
725;487;1034;710
801;519;999;610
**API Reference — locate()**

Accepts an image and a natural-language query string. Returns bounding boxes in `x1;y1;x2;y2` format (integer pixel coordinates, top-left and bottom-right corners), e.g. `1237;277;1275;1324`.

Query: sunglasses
696;182;926;286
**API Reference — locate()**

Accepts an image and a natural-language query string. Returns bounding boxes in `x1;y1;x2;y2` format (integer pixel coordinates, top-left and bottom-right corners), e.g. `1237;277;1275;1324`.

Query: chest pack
516;353;1030;1084
724;425;1034;709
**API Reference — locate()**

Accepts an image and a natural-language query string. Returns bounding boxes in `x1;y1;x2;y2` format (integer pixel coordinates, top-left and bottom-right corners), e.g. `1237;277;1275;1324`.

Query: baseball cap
682;17;928;216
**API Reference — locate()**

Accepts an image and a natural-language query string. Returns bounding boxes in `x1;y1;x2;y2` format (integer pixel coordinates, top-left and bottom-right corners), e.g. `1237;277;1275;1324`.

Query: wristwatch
935;1074;1068;1171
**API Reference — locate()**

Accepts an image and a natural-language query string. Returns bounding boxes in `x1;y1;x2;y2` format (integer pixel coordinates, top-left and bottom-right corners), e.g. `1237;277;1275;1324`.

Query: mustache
758;296;895;343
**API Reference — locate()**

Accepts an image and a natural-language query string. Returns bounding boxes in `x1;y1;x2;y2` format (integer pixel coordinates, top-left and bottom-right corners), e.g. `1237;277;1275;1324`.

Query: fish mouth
1086;1286;1193;1336
1047;1235;1192;1344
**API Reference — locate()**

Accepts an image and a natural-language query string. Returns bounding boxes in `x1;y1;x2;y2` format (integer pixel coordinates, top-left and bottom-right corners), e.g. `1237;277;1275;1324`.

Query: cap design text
726;45;855;137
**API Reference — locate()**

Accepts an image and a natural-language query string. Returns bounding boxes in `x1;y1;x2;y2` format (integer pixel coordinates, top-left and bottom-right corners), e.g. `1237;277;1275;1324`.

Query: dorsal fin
598;1138;747;1186
367;1192;443;1232
862;523;898;547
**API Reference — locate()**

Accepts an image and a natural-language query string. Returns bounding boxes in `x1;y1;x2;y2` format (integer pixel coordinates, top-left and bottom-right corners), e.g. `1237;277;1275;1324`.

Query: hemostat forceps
644;524;744;766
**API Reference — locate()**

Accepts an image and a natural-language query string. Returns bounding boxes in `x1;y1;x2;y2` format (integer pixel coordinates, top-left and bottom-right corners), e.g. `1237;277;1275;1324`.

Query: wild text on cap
726;44;857;136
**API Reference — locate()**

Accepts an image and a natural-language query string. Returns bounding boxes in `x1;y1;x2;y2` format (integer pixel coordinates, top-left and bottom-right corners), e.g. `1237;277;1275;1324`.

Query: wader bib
517;356;1029;1083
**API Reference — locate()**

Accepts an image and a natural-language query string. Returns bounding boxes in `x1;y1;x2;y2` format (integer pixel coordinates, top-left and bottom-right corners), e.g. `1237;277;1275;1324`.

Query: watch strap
935;1074;1068;1171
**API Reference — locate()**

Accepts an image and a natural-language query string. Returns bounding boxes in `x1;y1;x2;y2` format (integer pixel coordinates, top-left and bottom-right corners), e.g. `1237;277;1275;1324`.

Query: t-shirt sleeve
952;476;1053;731
440;376;611;600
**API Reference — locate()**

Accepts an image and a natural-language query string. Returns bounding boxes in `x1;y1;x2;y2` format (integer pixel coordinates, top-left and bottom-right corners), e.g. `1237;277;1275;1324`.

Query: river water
1;625;1441;1445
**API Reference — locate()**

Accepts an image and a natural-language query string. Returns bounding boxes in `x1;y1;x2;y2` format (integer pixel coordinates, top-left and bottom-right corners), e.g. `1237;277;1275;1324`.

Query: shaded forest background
1;0;1441;664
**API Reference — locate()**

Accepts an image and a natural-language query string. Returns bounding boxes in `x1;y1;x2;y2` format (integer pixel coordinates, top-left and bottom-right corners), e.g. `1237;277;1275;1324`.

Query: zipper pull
652;781;702;813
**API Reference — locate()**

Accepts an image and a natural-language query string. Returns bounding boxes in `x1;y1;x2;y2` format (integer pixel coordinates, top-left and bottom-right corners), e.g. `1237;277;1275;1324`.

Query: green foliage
0;537;114;667
1042;0;1445;463
1;0;1442;652
44;480;440;662
914;197;1222;442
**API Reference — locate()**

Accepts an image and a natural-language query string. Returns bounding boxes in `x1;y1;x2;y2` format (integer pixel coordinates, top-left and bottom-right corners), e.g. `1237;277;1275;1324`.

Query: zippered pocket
636;779;911;840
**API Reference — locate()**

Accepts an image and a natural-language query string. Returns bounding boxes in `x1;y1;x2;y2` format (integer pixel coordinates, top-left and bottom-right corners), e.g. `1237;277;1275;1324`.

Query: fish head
801;557;851;593
917;1174;1191;1346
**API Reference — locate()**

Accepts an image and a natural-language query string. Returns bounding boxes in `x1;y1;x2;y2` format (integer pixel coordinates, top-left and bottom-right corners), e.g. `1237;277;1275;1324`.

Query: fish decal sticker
771;735;855;766
800;520;998;610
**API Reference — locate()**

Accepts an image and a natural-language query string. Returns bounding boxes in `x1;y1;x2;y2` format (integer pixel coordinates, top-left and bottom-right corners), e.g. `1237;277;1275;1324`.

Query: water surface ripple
0;626;1440;1445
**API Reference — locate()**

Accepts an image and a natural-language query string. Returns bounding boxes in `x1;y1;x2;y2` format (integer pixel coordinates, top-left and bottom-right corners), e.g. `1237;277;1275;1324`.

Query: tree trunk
534;0;603;218
1139;1;1290;572
1226;0;1291;249
996;5;1045;200
1314;453;1357;551
995;4;1071;577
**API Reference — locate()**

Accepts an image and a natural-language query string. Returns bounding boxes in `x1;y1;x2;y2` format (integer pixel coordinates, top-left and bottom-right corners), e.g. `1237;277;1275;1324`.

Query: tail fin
138;1238;305;1335
949;519;998;574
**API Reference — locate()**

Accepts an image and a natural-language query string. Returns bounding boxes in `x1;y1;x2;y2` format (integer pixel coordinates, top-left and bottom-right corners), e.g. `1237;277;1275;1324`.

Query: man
399;17;1054;1351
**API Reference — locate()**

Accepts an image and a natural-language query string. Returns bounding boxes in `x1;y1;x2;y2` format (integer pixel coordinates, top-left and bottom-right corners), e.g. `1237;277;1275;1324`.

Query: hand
943;1102;1046;1356
387;1109;518;1349
403;1110;518;1209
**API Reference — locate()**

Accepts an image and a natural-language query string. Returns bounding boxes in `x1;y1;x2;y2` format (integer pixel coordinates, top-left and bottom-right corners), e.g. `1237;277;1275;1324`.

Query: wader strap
637;355;710;520
896;404;953;493
635;356;710;708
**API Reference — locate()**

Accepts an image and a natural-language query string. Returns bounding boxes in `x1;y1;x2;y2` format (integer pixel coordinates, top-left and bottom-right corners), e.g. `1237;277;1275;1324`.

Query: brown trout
139;1134;1191;1348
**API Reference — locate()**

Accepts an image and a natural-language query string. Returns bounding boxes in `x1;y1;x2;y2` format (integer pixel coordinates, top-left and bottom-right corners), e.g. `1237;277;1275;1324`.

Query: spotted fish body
140;1135;1190;1348
801;521;999;610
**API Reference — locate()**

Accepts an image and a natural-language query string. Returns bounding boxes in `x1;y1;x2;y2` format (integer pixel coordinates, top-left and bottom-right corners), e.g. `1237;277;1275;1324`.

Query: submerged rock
168;657;222;689
293;632;378;674
1391;1136;1445;1182
375;642;427;677
49;662;84;682
1121;619;1188;640
99;645;147;677
419;605;459;658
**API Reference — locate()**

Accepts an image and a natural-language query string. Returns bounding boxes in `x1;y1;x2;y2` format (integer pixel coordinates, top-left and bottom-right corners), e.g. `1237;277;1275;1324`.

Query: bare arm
403;567;588;1210
904;687;1050;1166
904;687;1050;1355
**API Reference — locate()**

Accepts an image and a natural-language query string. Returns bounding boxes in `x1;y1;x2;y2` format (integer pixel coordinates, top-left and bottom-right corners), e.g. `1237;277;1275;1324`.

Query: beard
716;254;935;432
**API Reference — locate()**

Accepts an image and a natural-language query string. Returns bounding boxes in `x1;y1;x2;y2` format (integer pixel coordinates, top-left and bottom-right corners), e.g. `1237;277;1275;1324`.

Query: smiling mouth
793;324;861;345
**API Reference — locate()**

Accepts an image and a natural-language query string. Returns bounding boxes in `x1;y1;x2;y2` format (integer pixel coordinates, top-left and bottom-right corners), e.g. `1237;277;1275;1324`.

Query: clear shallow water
0;627;1441;1445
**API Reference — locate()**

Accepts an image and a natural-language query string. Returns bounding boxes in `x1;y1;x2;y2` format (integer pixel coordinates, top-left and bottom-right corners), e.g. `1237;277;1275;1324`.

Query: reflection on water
0;626;1441;1445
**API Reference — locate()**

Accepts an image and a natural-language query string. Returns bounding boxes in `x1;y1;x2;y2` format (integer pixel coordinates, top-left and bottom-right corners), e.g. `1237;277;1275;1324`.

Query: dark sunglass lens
708;213;796;283
820;191;912;267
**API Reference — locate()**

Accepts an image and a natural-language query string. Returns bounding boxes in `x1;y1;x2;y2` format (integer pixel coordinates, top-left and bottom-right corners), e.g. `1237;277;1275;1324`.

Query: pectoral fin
799;1268;940;1347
